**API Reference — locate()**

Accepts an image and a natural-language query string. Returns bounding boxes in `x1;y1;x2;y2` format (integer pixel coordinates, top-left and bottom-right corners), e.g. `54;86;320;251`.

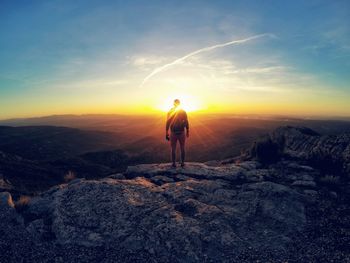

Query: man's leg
170;134;177;167
179;133;186;166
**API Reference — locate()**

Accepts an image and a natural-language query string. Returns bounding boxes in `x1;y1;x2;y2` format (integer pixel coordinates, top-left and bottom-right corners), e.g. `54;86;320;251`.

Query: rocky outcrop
0;126;349;262
251;126;350;178
4;161;322;262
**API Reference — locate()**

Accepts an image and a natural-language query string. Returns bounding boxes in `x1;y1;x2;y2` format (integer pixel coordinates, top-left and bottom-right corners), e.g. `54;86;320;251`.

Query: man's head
174;99;180;107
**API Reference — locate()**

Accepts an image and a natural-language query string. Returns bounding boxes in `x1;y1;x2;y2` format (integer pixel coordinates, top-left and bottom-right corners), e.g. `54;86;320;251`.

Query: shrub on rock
250;136;280;164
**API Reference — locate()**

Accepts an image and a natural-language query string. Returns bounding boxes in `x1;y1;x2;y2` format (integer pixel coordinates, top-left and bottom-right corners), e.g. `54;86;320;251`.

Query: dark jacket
166;108;189;134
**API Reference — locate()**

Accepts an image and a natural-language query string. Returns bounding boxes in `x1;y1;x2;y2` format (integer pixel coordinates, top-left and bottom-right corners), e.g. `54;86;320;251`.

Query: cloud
139;33;275;87
150;55;328;95
131;55;169;68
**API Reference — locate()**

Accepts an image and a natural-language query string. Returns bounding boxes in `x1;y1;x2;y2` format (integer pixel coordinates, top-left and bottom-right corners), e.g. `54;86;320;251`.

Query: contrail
139;33;274;87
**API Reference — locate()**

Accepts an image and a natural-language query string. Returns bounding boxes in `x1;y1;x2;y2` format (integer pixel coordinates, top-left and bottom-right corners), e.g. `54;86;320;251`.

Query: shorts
170;132;185;148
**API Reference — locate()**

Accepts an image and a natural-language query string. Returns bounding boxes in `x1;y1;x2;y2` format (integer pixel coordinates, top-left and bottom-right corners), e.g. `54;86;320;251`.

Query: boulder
23;163;308;261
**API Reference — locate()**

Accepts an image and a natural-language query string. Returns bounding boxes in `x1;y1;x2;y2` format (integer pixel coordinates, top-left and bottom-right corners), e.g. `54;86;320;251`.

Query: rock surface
34;163;306;254
0;126;349;262
2;160;321;262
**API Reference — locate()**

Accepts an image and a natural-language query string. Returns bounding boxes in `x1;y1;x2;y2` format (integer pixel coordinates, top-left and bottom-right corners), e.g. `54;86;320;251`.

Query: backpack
170;110;187;134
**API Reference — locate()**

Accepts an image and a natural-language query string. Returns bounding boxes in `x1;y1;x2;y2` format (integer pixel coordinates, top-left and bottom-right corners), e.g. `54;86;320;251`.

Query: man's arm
165;112;171;140
184;111;189;137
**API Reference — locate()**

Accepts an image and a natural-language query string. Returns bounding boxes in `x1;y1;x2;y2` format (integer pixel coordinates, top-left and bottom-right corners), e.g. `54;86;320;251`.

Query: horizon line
1;112;350;122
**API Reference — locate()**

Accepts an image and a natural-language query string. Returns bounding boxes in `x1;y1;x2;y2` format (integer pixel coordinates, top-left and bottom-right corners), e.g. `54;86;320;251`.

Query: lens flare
156;94;203;113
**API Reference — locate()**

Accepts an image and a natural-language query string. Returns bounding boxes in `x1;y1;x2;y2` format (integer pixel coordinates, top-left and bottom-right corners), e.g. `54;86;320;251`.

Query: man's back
167;108;189;134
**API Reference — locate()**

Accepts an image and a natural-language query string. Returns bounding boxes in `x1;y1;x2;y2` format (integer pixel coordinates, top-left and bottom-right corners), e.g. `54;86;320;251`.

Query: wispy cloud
139;33;275;87
130;55;169;68
149;54;329;95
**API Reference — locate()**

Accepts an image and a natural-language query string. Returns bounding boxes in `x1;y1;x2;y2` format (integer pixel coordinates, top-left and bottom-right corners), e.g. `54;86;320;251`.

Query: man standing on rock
166;99;189;168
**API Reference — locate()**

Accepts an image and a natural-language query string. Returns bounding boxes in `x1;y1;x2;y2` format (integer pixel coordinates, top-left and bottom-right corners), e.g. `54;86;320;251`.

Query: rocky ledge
0;126;349;262
1;160;345;262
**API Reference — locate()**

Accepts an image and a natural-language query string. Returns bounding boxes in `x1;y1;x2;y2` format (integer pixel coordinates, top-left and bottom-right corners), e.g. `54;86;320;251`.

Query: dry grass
64;170;76;183
15;195;31;212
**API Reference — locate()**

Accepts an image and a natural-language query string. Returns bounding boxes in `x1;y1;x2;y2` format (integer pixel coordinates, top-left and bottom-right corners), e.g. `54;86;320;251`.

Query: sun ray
156;94;204;113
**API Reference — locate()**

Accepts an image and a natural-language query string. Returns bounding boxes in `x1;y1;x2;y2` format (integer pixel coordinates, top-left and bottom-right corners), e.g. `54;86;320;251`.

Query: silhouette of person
166;99;189;168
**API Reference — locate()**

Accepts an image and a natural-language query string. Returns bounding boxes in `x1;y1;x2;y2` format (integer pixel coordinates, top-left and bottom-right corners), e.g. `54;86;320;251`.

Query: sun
156;94;203;113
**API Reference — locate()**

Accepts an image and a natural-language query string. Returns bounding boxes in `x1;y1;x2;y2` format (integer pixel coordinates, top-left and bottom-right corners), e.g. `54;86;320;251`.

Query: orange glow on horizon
1;90;350;120
155;94;207;113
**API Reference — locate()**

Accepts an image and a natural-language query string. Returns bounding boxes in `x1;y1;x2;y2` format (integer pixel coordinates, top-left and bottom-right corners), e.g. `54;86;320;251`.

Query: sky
0;0;349;119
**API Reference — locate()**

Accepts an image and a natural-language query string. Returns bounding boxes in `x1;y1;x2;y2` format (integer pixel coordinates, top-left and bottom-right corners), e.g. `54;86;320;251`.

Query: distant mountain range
0;125;123;161
1;114;350;195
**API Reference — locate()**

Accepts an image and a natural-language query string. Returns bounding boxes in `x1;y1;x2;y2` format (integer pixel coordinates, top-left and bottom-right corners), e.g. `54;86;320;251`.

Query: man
166;99;189;168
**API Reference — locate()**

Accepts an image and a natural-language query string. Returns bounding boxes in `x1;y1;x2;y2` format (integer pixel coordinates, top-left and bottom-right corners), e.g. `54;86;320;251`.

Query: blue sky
0;0;349;118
